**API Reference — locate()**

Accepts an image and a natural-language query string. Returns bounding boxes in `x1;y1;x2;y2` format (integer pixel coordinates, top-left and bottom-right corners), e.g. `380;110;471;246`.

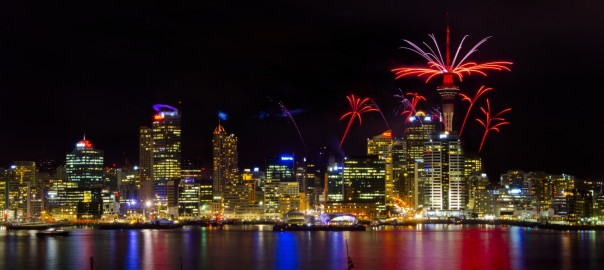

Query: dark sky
1;0;603;180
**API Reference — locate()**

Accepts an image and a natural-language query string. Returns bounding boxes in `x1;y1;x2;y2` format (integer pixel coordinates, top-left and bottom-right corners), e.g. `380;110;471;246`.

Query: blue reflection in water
509;226;525;270
127;230;139;269
275;232;298;269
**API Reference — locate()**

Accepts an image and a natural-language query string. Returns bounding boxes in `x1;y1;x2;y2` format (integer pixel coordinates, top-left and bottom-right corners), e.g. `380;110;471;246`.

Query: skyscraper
66;137;104;188
423;132;464;212
212;122;238;208
367;130;394;204
139;126;153;203
402;112;437;207
151;104;181;210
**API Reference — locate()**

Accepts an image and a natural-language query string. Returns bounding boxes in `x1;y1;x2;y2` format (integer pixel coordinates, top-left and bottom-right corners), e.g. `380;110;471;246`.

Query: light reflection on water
1;224;604;269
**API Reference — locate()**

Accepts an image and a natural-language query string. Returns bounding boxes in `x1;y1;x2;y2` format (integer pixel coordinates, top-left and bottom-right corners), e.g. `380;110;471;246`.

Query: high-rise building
343;156;386;212
402;112;437;207
212;122;238;207
367;130;394;204
139;126;153;203
266;155;295;182
423;132;464;211
66;137;104;188
151;104;181;210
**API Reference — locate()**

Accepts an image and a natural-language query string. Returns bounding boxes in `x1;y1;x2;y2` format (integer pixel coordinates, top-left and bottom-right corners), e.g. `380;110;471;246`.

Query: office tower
402;112;437;207
151;104;181;211
66;137;104;188
327;164;344;202
212;122;238;207
500;170;526;190
367;130;394;204
266;155;295;182
423;132;464;212
139;126;153;203
566;189;593;224
343;156;386;211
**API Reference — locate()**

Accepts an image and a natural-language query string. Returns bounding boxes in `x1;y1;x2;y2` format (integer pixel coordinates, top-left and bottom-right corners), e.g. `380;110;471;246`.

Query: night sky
1;1;603;180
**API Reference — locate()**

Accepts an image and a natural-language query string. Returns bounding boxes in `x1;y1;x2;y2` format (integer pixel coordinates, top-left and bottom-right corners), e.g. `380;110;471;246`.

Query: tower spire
445;11;451;69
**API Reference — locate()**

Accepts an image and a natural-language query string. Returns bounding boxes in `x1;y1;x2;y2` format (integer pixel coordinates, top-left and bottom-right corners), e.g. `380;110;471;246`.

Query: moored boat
36;228;70;237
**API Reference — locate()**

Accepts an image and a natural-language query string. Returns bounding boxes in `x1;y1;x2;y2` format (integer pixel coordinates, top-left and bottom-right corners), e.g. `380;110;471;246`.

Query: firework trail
391;32;513;83
431;106;446;131
369;98;391;131
277;100;306;149
459;85;493;136
476;98;511;152
399;92;426;125
339;94;379;147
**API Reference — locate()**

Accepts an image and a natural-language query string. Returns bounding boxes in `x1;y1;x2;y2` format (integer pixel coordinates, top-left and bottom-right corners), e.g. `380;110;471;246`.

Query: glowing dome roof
213;123;225;134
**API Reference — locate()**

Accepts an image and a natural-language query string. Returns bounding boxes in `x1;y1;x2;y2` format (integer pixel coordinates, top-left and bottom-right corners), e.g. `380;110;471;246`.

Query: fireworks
277;100;306;149
475;98;511;152
339;94;379;147
391;32;512;83
369;98;391;131
397;92;426;125
459;85;493;136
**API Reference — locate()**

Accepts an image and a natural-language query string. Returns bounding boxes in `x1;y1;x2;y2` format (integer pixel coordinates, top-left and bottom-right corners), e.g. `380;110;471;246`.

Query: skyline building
367;130;394;205
402;112;437;208
66;137;104;189
139;126;153;203
151;104;181;211
423;132;465;211
343;156;386;211
212;122;238;211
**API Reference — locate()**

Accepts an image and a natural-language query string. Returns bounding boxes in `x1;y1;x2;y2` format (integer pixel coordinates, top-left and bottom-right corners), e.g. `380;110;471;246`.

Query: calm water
1;224;603;270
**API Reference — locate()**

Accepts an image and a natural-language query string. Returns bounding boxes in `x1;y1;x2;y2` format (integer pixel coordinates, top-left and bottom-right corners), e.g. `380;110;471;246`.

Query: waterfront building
500;170;527;190
343;156;386;215
139;126;153;204
212;122;238;212
367;130;394;204
327;164;344;202
263;178;280;220
177;178;200;219
151;104;182;216
66;138;104;188
566;189;593;224
402;112;437;208
423;132;465;212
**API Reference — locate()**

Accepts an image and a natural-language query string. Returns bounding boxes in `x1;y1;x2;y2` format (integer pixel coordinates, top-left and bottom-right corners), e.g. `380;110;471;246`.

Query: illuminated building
66;137;104;188
47;186;103;220
151;104;181;213
327;164;344;202
263;178;280;220
402;112;437;208
266;155;295;182
464;156;483;209
423;132;464;212
139;126;153;204
566;189;593;224
500;170;526;190
367;130;394;204
178;178;201;219
343;156;386;213
212;122;238;211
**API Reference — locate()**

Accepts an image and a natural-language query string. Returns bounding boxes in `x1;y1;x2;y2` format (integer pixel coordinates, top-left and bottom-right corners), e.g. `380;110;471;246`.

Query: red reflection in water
460;227;510;270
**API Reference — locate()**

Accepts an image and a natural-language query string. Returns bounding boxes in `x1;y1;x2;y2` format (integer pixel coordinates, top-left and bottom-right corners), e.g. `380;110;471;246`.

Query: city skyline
1;1;603;180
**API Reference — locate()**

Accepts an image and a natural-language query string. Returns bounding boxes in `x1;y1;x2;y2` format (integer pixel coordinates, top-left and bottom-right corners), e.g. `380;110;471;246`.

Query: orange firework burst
391;25;512;83
475;98;511;152
339;94;379;147
459;85;493;136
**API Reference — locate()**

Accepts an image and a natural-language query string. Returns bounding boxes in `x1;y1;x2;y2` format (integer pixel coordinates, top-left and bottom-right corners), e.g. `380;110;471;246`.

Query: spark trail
369;98;391;131
277;100;306;149
476;98;511;152
459;85;493;136
339;94;379;147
